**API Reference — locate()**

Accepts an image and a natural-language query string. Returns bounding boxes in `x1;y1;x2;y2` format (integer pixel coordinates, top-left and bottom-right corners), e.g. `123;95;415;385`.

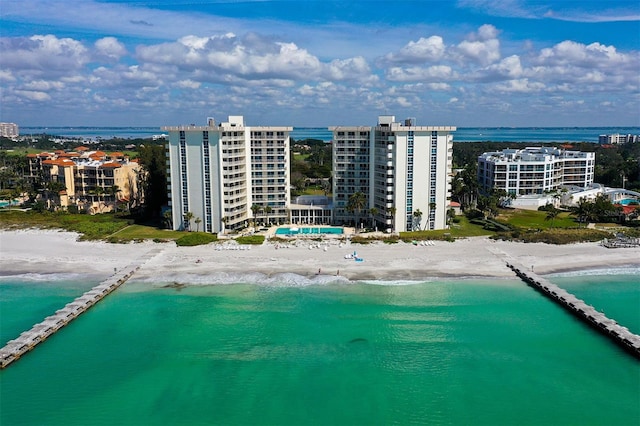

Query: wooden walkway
488;248;640;359
0;248;162;369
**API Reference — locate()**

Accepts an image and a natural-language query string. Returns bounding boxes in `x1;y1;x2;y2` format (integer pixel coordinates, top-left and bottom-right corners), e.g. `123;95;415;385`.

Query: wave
0;272;96;282
547;266;640;278
134;271;351;287
131;271;517;288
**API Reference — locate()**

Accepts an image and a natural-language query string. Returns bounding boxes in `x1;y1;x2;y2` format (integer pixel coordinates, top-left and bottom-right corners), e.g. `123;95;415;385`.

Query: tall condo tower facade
331;116;456;232
163;116;291;233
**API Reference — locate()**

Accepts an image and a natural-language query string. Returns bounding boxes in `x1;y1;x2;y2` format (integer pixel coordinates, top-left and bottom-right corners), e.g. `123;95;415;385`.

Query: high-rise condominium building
163;116;292;233
598;133;639;145
477;147;595;196
331;116;456;232
0;122;19;139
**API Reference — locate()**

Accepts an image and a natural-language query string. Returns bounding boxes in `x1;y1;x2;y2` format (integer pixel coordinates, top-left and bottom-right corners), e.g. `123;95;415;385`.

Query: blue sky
1;0;639;127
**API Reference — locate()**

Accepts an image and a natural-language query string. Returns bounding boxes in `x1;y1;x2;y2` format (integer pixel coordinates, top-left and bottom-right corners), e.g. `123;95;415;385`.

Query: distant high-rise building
163;116;292;233
0;122;19;139
599;133;639;144
478;147;595;195
331;116;456;232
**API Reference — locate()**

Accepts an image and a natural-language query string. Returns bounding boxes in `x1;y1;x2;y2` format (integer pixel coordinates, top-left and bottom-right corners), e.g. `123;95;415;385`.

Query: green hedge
494;228;612;244
235;235;265;245
175;233;218;246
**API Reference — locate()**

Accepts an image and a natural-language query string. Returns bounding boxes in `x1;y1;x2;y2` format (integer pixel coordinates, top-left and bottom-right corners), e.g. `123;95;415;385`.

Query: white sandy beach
1;229;639;283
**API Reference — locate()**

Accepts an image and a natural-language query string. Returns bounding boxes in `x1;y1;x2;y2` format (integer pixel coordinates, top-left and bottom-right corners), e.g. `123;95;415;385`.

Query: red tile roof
101;162;122;168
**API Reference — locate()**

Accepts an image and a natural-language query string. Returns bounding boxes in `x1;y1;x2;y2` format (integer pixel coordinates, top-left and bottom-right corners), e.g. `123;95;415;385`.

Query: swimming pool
617;198;639;205
0;200;19;208
275;227;344;235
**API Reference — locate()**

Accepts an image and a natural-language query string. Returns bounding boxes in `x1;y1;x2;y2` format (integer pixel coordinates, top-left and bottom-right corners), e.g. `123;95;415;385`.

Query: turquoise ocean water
1;272;639;426
20;126;640;143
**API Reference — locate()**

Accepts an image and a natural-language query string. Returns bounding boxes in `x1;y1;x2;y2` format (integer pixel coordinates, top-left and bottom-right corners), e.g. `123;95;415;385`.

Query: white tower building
331;116;455;232
163;116;291;233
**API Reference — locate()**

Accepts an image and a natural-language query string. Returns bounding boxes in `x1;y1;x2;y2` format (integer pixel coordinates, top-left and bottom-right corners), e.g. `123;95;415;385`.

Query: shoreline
1;229;639;284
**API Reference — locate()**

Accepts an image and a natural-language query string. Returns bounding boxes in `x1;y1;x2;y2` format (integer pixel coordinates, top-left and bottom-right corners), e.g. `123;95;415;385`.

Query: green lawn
292;152;310;160
399;215;493;241
0;211;185;242
497;208;577;229
106;224;185;242
300;188;328;196
0;210;130;239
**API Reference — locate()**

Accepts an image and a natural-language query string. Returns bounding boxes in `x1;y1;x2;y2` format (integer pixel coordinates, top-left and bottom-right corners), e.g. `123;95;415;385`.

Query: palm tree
163;210;173;229
194;217;202;232
545;205;560;228
447;208;456;226
184;211;194;231
455;165;480;211
108;185;122;213
94;186;106;213
388;206;396;233
412;209;423;231
45;181;66;210
369;207;378;229
347;192;366;232
250;204;261;227
221;216;228;234
570;198;595;228
264;205;273;225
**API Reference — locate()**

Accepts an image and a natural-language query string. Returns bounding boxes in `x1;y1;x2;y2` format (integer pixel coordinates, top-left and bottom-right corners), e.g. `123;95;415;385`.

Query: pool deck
266;225;355;238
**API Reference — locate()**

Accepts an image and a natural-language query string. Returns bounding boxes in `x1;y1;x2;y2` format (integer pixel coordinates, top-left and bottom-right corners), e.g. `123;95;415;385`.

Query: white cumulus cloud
382;36;446;64
94;37;127;60
0;34;88;73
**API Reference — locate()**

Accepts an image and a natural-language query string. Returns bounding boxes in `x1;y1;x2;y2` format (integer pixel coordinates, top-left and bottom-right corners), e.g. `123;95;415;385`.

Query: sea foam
547;266;640;278
0;272;96;282
133;271;350;287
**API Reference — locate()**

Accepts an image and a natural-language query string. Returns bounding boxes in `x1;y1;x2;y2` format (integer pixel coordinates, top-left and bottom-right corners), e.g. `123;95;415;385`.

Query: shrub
175;233;218;246
465;209;484;219
515;228;611;244
236;235;265;245
350;236;373;244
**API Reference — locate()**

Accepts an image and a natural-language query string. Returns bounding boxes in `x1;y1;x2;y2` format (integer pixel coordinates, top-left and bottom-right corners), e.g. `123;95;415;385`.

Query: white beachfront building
0;122;19;139
331;116;456;232
163;116;292;233
478;147;595;198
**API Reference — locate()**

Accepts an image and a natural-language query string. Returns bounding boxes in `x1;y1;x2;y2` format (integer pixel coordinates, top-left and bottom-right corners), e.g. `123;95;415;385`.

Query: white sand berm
1;229;638;282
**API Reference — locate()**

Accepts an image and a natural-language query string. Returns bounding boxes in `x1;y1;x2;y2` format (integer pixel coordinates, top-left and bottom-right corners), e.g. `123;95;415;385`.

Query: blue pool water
0;200;19;208
617;198;639;205
275;226;343;235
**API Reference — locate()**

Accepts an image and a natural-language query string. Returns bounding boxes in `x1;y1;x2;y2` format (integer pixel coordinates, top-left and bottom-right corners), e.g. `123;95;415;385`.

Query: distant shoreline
15;126;639;143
